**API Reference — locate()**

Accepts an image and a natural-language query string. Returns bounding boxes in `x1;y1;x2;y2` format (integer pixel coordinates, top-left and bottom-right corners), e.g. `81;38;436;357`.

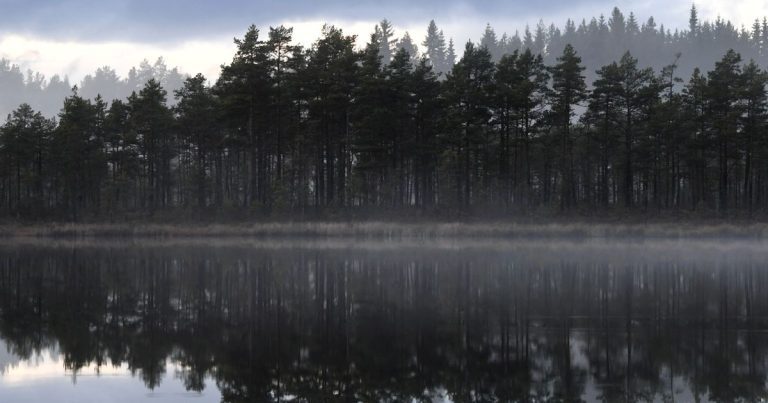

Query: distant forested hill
478;6;768;84
0;57;186;118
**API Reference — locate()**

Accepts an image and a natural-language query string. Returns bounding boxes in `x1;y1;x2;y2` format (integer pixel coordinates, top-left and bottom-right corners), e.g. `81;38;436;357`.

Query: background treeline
4;4;768;119
0;57;186;120
3;6;768;220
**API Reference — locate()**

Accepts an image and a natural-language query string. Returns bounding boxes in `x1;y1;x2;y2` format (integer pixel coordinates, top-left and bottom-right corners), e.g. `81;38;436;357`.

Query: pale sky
0;0;766;83
0;342;221;403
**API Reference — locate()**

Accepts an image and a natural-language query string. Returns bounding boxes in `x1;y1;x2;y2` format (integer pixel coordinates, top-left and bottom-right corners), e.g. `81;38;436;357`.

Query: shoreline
5;220;768;239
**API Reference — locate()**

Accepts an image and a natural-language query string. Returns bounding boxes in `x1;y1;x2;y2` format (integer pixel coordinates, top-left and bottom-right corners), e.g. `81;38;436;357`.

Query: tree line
0;57;186;120
3;11;768;220
5;5;768;119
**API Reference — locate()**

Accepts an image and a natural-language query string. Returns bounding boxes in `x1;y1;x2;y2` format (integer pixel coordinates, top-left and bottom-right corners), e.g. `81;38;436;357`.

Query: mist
0;6;764;119
0;57;187;119
5;2;768;402
2;238;768;401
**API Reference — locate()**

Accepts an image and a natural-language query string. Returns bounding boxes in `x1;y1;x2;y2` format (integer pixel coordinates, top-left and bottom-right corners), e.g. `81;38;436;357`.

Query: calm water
2;238;768;402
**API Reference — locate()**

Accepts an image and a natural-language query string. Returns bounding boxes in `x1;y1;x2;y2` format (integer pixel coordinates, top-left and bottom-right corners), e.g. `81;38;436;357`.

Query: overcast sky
1;0;766;83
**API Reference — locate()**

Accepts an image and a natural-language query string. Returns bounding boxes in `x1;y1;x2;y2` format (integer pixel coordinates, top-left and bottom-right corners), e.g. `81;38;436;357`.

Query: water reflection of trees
1;244;768;402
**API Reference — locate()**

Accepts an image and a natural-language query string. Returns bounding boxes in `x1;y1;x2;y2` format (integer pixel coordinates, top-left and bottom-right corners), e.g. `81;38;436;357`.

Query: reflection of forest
1;243;767;402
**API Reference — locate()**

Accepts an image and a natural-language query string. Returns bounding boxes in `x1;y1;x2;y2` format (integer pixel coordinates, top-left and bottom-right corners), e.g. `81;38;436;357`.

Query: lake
1;238;768;402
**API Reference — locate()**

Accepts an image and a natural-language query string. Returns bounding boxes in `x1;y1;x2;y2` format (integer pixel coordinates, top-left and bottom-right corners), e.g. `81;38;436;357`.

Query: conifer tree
423;20;447;74
377;19;397;65
549;44;587;210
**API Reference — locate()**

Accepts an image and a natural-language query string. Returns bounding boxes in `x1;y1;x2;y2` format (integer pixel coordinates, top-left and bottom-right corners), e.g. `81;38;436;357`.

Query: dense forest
4;6;768;220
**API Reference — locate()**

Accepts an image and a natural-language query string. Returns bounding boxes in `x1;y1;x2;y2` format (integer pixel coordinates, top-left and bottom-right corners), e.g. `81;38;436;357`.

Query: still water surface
1;238;768;402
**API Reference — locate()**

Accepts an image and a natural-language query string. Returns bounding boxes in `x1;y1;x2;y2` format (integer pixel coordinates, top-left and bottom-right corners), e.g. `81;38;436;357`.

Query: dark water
2;238;768;402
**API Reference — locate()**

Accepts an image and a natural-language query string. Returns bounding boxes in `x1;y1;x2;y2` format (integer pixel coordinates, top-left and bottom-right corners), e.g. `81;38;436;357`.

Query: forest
3;6;768;220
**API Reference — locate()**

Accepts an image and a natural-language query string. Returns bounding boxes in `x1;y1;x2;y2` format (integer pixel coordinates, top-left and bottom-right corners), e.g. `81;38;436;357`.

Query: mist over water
1;239;768;402
4;1;768;402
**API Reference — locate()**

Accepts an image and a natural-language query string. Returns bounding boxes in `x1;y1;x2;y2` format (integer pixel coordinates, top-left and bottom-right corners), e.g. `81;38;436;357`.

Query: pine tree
762;18;768;56
175;74;219;208
689;4;699;38
351;35;389;206
533;21;547;55
523;26;534;51
410;58;442;207
446;39;457;69
386;48;416;206
707;50;742;211
681;68;709;208
0;104;53;215
549;44;587;210
480;24;501;61
216;25;271;207
615;52;659;208
396;32;419;64
422;20;447;74
752;19;762;50
305;25;359;207
515;50;550;204
494;52;520;205
739;60;768;211
129;79;174;211
586;61;622;207
102;99;134;211
443;42;495;209
268;26;297;184
54;89;106;219
627;12;639;36
609;7;626;37
377;19;396;65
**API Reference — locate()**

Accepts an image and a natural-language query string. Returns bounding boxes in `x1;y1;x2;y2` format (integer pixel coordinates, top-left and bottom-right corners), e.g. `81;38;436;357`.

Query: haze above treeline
4;5;768;220
1;5;765;119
